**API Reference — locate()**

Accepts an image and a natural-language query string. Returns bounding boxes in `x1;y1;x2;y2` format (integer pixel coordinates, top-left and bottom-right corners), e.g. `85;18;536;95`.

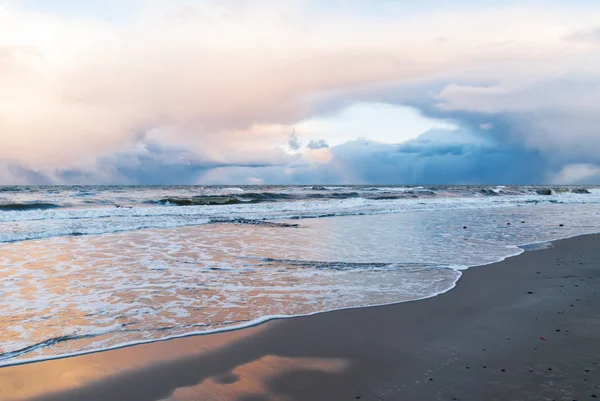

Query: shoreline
3;230;590;370
1;233;599;400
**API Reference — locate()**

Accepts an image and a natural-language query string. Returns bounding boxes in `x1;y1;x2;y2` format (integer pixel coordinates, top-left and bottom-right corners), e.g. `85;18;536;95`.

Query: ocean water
1;185;600;366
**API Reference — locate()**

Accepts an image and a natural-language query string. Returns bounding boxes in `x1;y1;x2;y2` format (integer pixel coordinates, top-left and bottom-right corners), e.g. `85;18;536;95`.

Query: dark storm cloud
324;129;548;185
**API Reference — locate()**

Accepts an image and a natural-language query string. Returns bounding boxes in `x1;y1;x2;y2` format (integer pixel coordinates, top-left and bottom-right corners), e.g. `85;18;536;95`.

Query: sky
1;0;600;185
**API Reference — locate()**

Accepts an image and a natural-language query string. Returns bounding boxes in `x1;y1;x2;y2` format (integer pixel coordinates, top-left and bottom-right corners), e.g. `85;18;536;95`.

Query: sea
1;185;600;366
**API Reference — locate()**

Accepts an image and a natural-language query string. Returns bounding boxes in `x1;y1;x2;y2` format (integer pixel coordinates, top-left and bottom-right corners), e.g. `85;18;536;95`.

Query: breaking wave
0;185;598;243
0;203;62;211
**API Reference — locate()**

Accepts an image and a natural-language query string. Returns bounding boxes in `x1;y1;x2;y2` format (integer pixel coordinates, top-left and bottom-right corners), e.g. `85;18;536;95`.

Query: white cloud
565;26;600;43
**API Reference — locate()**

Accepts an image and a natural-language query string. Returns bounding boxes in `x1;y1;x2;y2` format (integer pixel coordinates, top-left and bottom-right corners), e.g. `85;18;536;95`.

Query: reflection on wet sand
163;355;349;401
0;326;262;401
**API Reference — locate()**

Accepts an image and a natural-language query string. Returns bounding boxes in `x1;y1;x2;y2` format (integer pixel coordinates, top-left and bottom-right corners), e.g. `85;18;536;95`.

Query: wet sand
1;234;599;401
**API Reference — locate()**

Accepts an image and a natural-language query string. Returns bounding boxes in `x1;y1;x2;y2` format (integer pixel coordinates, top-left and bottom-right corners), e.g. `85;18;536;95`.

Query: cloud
326;129;547;184
565;26;600;43
195;128;549;185
287;129;301;151
306;139;329;149
430;78;600;162
1;1;600;184
0;163;53;185
0;138;281;185
66;141;217;185
550;163;600;184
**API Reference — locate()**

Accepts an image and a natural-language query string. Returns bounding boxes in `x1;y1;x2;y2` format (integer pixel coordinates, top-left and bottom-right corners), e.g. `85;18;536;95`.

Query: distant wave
0;185;597;243
147;187;593;207
155;197;243;206
0;203;62;211
0;186;594;212
535;188;590;195
150;192;363;206
0;186;25;192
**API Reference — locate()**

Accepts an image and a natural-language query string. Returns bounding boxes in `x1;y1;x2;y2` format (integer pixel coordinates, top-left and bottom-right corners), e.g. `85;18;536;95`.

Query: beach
1;233;598;401
4;0;600;398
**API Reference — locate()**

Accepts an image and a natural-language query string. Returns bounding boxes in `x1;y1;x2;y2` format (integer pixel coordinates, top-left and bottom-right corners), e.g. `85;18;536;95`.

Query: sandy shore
1;234;599;401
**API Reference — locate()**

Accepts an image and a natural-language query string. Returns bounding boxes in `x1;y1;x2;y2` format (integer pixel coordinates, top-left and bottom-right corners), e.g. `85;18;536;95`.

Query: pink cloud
1;1;599;180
